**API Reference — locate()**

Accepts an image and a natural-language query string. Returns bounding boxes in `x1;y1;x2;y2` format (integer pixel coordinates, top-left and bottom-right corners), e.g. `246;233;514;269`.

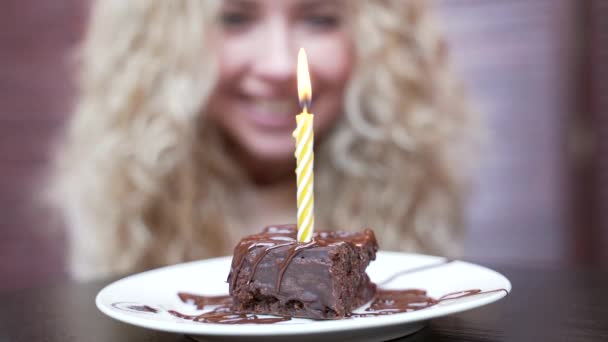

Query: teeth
252;99;293;115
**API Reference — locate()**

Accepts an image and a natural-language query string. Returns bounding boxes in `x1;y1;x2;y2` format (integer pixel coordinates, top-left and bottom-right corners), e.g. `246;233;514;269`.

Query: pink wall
436;0;581;266
0;0;87;291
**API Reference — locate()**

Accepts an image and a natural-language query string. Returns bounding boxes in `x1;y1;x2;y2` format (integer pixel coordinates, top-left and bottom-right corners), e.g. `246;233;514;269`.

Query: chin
249;144;295;163
233;131;293;161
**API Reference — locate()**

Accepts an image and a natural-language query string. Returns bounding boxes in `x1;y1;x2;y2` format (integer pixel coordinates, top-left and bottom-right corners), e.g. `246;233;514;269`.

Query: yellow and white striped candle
294;48;314;243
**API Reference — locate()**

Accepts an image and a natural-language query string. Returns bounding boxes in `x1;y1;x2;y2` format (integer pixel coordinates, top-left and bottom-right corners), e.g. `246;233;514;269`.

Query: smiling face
206;0;354;171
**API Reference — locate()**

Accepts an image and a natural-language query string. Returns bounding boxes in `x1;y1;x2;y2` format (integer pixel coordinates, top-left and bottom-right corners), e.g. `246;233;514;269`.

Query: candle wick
299;98;312;113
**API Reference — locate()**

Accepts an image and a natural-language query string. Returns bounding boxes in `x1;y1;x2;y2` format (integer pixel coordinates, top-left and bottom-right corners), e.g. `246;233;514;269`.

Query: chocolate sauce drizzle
111;302;159;314
167;308;290;324
111;269;507;324
131;305;158;313
177;292;232;310
351;287;509;317
162;286;508;322
169;291;290;324
228;225;377;293
110;227;508;325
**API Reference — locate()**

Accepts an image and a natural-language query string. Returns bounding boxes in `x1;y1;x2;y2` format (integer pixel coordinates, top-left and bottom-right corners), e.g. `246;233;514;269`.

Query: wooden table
1;264;607;341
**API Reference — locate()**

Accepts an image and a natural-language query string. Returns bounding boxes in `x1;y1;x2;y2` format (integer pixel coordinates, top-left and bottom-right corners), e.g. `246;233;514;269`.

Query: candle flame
297;48;312;111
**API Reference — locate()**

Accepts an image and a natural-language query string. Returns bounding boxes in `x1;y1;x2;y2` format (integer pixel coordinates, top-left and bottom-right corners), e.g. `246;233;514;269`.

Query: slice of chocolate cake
227;224;378;320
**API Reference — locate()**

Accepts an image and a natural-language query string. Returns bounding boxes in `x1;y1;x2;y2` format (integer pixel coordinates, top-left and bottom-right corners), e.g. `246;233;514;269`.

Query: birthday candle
294;48;314;243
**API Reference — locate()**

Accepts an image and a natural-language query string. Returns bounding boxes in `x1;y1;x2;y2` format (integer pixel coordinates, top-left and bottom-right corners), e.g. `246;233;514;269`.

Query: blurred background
1;0;607;293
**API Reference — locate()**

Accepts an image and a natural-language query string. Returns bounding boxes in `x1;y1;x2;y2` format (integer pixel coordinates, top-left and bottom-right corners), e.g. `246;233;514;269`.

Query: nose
252;18;296;83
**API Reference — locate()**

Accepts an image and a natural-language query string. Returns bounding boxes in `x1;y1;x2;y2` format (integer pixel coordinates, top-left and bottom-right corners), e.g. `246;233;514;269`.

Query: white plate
96;251;511;342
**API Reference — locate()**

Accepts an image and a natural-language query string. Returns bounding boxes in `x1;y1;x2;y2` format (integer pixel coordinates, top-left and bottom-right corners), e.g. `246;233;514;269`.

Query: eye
220;11;253;28
302;12;341;31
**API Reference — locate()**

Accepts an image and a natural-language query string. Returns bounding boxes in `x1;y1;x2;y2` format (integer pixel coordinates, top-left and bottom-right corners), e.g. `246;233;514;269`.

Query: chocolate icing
227;225;378;319
228;224;378;293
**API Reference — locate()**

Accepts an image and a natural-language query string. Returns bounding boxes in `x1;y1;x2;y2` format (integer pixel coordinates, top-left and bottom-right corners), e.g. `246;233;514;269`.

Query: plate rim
96;251;511;336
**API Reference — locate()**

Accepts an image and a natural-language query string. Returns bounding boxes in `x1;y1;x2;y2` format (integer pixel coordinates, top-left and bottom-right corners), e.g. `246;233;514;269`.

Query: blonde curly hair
50;0;475;280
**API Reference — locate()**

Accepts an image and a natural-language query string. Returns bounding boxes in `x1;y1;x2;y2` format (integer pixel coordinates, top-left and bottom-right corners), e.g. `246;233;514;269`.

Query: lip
238;97;299;130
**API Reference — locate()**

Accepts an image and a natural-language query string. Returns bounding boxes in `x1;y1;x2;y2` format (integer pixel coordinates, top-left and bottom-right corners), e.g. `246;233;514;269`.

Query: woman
50;0;475;280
